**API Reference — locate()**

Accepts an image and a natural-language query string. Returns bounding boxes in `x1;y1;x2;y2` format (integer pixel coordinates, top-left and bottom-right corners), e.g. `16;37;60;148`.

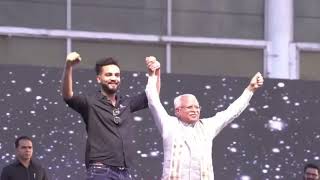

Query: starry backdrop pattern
0;64;320;180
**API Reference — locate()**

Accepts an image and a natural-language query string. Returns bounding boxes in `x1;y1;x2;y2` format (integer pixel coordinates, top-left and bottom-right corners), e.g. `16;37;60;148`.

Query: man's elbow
62;93;73;101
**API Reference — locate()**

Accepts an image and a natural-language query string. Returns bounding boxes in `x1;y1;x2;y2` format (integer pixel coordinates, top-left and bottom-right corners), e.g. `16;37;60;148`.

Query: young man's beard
101;83;119;94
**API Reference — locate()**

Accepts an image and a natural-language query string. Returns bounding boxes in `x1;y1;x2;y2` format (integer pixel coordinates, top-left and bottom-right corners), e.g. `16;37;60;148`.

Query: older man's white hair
173;94;196;109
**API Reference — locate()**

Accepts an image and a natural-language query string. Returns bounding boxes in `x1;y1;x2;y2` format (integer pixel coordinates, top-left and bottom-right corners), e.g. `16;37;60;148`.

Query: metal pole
166;0;172;73
265;0;295;79
66;0;72;54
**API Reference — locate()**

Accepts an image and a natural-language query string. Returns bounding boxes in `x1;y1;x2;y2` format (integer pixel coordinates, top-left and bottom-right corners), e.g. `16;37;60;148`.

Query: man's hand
145;56;161;94
66;52;81;66
62;52;81;99
247;72;264;92
145;56;160;74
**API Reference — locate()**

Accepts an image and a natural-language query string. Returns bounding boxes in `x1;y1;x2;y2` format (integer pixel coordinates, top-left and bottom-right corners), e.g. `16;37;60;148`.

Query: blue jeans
86;164;132;180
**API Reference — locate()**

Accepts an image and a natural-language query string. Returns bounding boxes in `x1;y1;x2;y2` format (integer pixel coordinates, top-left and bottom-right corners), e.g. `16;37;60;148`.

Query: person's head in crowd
304;163;320;180
15;136;33;163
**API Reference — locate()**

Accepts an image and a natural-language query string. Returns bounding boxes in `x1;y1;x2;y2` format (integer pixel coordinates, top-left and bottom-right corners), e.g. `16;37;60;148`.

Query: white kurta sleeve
145;75;174;138
203;89;254;139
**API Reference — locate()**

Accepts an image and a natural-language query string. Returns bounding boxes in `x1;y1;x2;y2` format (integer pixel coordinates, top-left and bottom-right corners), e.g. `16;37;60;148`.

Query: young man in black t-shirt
62;52;160;180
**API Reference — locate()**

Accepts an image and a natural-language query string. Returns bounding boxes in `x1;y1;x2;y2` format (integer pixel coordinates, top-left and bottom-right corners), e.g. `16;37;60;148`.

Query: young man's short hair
15;136;32;148
95;57;120;75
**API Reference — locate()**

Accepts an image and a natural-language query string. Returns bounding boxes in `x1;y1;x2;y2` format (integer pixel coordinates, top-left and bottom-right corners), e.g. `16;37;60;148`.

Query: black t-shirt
64;91;148;168
0;160;48;180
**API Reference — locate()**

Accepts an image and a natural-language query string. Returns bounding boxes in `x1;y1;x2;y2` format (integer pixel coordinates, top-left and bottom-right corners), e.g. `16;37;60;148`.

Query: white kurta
145;76;253;180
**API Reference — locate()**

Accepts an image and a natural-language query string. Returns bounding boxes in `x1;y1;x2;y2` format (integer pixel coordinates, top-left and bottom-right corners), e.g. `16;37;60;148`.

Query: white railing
0;25;269;74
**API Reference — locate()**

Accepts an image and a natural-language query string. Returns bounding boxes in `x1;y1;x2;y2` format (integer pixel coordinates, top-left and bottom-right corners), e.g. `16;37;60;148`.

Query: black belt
90;163;127;171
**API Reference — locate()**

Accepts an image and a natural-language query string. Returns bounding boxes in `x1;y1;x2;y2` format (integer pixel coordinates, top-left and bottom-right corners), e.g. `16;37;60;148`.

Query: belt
90;162;127;171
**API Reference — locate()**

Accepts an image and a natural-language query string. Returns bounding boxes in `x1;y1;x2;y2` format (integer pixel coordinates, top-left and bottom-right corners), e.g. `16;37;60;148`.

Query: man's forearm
62;64;74;99
155;69;161;94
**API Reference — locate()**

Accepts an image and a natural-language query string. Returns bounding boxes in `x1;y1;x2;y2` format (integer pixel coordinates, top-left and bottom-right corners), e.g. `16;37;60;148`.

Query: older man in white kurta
145;59;263;180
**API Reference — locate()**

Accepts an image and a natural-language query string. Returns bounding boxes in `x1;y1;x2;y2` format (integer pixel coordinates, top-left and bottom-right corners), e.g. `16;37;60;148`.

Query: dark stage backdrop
0;65;319;180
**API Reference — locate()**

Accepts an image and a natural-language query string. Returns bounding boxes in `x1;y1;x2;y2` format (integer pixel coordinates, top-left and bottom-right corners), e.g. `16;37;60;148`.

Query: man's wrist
246;85;256;93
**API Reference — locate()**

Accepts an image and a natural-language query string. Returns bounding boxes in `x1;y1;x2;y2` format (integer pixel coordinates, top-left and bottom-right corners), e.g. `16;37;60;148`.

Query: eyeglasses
179;105;201;111
113;108;121;124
